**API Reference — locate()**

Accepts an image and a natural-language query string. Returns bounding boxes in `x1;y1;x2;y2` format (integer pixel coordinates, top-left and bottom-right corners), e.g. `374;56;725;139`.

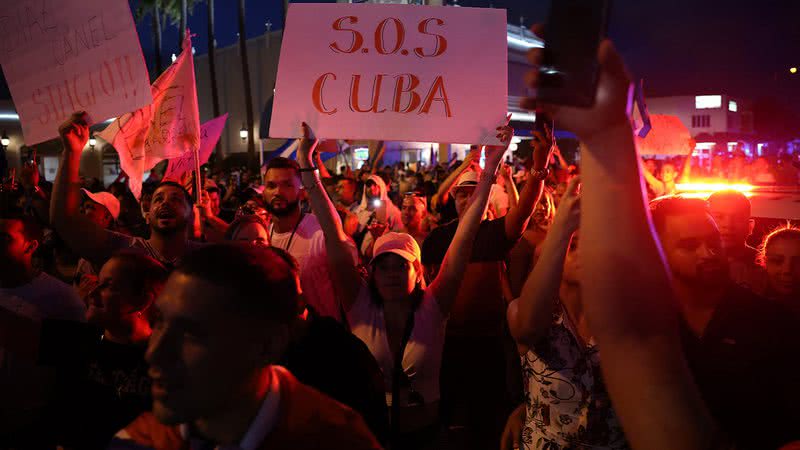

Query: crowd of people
1;30;800;450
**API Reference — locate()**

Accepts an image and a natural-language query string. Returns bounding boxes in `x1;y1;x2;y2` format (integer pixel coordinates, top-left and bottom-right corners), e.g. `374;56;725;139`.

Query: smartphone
536;0;612;107
479;148;486;170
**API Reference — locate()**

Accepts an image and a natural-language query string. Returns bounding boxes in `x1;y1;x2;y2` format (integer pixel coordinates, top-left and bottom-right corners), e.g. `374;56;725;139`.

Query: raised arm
639;155;666;197
508;176;580;348
369;141;386;175
679;148;694;183
430;150;478;211
296;123;362;311
500;165;519;210
523;37;718;450
314;148;332;179
50;112;118;267
429;121;512;314
504;128;553;240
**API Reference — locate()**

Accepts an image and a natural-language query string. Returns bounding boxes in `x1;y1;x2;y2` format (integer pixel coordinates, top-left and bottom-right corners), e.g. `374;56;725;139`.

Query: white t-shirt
0;272;85;322
346;286;447;407
269;213;357;321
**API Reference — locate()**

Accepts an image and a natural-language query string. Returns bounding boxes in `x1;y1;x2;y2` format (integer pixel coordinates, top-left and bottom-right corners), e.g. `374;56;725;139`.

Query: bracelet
529;167;550;181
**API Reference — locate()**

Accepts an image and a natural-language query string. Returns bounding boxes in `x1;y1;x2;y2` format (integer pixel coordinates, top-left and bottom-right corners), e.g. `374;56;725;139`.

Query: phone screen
537;0;611;107
479;148;486;170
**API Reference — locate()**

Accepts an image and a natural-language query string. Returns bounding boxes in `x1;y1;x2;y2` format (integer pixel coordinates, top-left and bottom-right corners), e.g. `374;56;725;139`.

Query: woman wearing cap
295;121;513;450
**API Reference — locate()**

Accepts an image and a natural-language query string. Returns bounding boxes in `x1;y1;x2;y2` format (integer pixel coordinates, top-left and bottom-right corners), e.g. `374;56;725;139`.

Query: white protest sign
0;0;152;145
270;3;508;145
164;114;228;180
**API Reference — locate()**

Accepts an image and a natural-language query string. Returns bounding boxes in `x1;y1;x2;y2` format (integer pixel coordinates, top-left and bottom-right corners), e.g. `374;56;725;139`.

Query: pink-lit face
764;237;800;298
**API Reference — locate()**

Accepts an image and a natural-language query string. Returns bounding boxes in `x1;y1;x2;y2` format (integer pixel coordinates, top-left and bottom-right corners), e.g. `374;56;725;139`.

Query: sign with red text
0;0;152;145
164;114;228;180
270;4;507;145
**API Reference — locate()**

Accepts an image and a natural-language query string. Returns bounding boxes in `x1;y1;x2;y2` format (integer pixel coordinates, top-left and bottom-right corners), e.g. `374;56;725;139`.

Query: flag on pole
164;114;229;180
97;32;202;199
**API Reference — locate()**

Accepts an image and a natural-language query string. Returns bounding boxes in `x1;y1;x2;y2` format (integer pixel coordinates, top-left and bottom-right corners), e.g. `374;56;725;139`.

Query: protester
111;244;381;450
52;112;202;271
399;193;433;246
1;251;167;449
505;176;629;449
295;120;511;449
74;188;122;284
354;174;403;255
224;214;270;246
707;190;768;292
262;156;356;321
522;32;720;450
650;196;800;449
421;125;551;450
759;225;800;312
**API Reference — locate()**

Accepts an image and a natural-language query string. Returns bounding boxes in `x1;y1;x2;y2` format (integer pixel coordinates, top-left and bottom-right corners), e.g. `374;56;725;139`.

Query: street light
0;130;9;149
240;124;248;143
89;133;97;149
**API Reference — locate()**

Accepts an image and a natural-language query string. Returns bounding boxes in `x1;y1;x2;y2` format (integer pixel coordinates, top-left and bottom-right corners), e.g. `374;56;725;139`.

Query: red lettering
330;16;363;54
375;18;405;55
414;18;447;58
312;73;338;115
99;61;115;96
349;74;387;113
114;57;130;99
31;88;51;125
392;74;420;113
419;76;451;117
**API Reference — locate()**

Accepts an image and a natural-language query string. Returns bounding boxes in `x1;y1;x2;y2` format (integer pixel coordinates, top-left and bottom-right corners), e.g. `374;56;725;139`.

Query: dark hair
2;211;43;242
265;157;301;179
707;190;751;218
109;250;169;313
649;196;710;234
759;225;800;267
155;181;194;206
175;243;298;324
224;214;270;241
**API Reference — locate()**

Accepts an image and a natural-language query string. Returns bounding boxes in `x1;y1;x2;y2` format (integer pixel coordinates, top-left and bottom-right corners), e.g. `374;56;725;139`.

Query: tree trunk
238;0;256;167
152;2;163;77
207;0;222;157
179;0;188;45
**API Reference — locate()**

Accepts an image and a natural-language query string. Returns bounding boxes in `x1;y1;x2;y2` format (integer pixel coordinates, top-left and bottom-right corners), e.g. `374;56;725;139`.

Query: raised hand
20;161;40;190
552;175;580;233
58;111;91;152
521;25;632;143
296;122;319;167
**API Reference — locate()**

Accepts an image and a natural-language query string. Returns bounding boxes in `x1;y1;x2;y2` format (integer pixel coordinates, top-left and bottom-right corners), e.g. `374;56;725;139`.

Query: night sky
2;0;799;117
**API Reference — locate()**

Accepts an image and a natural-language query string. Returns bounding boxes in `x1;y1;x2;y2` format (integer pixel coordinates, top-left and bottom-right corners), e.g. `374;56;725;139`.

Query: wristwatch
529;167;550;181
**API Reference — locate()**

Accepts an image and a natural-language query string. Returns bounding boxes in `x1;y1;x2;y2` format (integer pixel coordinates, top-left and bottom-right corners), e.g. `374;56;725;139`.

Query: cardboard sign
0;0;152;145
270;3;507;145
164;114;228;179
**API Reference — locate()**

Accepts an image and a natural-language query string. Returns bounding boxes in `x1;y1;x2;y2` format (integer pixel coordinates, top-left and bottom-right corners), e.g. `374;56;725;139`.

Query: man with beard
51;112;202;272
650;196;800;449
262;157;356;321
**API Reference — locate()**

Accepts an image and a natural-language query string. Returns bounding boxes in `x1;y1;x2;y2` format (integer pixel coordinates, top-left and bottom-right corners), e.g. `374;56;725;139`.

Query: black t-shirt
421;217;514;266
39;320;151;450
282;311;389;444
681;284;800;450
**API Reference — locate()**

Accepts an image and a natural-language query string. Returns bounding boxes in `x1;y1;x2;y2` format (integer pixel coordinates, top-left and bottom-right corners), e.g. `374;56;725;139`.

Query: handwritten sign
97;33;200;199
164;114;228;180
270;3;507;145
0;0;152;145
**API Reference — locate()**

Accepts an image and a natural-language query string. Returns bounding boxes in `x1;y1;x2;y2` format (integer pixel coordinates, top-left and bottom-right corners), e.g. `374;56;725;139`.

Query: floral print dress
520;304;629;450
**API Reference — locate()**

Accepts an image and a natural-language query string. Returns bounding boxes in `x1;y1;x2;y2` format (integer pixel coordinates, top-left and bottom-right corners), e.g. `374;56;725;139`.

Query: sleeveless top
521;304;629;450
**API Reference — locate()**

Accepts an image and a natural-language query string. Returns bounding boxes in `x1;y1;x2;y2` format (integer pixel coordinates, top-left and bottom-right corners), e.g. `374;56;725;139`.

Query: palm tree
179;0;188;44
207;0;221;157
238;0;256;167
134;0;165;77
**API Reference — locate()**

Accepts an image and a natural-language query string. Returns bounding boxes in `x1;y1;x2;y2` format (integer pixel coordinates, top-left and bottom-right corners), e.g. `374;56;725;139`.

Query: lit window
728;101;737;112
696;95;722;109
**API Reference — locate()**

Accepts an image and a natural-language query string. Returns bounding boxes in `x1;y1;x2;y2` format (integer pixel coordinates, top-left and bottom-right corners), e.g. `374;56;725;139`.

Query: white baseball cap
373;232;421;262
81;189;120;220
453;171;479;189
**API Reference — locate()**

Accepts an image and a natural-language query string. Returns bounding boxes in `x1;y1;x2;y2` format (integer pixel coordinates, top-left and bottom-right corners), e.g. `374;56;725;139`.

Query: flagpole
194;145;203;240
